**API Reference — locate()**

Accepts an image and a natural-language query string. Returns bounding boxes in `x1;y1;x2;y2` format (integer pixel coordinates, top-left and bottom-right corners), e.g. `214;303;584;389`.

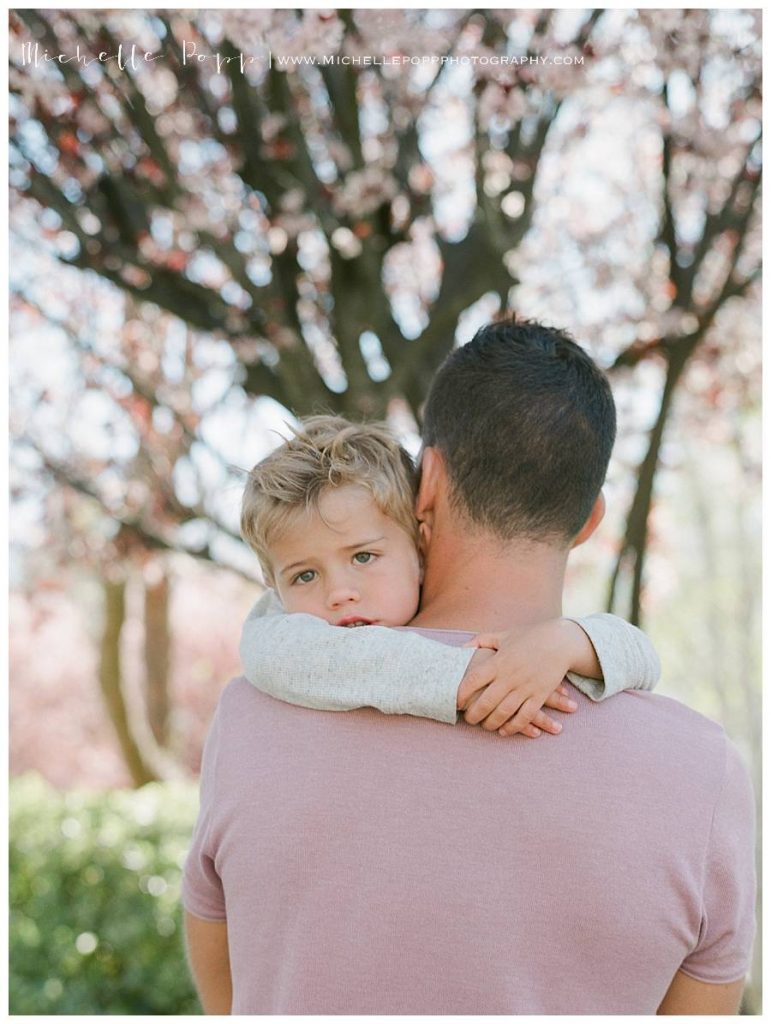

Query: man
183;319;756;1014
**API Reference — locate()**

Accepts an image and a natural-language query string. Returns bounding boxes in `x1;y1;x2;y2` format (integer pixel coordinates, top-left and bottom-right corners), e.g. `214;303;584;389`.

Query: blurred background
9;8;761;1015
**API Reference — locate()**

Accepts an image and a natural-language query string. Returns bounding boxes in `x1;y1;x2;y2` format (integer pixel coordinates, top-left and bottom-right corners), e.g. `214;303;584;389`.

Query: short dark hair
421;318;617;542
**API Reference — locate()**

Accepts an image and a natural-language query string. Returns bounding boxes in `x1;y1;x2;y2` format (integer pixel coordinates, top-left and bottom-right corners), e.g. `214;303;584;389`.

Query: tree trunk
144;568;171;748
98;577;159;787
607;343;692;624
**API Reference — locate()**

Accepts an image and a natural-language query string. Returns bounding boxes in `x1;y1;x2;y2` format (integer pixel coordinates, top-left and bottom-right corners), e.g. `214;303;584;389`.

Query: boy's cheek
274;583;294;611
278;589;301;614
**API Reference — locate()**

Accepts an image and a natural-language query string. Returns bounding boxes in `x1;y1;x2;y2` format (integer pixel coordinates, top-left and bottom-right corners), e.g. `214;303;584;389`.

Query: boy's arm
459;614;660;736
565;613;661;700
239;591;474;724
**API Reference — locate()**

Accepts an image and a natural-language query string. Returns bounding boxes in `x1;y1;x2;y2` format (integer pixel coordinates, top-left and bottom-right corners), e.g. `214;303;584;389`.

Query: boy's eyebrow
279;559;313;576
343;536;385;550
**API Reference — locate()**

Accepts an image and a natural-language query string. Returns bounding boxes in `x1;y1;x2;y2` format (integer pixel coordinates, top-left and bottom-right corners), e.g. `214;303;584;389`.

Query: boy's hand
457;620;583;738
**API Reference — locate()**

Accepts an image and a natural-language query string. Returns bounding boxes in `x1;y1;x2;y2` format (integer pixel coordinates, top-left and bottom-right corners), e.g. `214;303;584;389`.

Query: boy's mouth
337;616;375;628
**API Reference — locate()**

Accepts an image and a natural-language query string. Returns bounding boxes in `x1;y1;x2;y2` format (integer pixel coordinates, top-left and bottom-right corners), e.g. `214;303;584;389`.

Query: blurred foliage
9;9;762;616
9;774;201;1015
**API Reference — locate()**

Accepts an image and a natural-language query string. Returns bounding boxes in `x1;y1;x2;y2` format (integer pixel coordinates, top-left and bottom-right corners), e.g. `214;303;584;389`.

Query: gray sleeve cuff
564;613;661;701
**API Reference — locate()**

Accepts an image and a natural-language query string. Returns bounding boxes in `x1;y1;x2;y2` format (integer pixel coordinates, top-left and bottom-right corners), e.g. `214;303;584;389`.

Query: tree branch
319;58;364;169
24;439;254;578
389;217;512;416
658;85;684;300
680;139;760;302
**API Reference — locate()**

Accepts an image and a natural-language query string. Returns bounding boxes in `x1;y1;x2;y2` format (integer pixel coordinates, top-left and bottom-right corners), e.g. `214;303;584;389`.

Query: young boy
238;416;660;736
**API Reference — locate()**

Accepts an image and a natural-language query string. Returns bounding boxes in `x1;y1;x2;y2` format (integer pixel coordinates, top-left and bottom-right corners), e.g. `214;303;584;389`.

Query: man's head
241;416;422;625
420;317;617;547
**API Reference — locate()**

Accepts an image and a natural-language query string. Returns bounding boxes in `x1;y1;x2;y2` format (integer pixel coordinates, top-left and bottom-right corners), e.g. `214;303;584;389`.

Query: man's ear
571;492;606;549
415;446;443;526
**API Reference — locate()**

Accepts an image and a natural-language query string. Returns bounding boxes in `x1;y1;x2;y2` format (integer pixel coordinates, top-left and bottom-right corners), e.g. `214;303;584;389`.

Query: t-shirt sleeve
239;591;472;725
564;613;661;700
182;702;226;921
679;738;757;983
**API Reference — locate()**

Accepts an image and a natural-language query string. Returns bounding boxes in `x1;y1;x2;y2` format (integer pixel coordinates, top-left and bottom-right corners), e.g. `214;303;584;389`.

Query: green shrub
9;773;202;1014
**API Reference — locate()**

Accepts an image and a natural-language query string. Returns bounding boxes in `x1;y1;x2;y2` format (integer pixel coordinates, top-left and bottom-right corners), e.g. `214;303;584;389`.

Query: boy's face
269;484;421;628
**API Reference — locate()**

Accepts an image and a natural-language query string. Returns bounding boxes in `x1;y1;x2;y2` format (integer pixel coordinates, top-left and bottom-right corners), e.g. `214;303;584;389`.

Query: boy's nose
327;585;360;609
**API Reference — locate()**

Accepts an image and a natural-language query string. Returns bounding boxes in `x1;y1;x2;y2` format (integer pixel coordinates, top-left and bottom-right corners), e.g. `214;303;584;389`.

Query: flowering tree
10;9;761;603
11;10;596;417
9;9;761;768
601;11;761;620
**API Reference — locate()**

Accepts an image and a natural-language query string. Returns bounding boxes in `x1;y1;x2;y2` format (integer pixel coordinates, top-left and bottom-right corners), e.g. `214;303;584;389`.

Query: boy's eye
293;569;317;585
352;552;375;565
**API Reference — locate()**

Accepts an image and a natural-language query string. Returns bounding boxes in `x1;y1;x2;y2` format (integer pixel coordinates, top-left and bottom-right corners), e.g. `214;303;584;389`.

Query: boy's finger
499;722;541;738
457;648;497;709
495;696;539;736
543;690;578;713
457;667;496;710
499;707;562;737
478;691;527;732
530;709;562;735
463;681;517;725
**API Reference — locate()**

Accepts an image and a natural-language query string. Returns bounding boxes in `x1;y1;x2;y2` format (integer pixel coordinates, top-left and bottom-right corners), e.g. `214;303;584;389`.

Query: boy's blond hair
241;415;418;583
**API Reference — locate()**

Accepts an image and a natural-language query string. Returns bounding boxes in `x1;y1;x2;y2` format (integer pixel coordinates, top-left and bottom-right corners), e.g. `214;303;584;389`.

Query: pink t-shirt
183;633;756;1014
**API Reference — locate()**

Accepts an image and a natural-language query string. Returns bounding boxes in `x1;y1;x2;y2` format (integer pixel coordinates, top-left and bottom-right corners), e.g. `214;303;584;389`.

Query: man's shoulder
616;687;725;735
598;686;723;736
215;676;351;729
215;675;742;784
643;690;753;788
591;687;740;785
218;675;275;715
208;677;326;762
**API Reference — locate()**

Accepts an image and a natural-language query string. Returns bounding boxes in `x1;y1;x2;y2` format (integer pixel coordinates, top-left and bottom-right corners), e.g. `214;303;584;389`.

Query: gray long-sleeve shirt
239;590;660;723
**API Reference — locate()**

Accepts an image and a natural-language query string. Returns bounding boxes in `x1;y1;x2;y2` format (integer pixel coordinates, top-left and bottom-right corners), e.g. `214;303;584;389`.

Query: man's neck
410;525;568;633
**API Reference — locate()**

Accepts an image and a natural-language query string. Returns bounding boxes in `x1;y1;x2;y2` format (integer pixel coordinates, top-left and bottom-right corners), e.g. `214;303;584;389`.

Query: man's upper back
183;670;755;1014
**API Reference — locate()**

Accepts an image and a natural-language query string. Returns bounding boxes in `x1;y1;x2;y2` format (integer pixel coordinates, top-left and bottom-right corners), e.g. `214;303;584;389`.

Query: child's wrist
554;618;586;672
